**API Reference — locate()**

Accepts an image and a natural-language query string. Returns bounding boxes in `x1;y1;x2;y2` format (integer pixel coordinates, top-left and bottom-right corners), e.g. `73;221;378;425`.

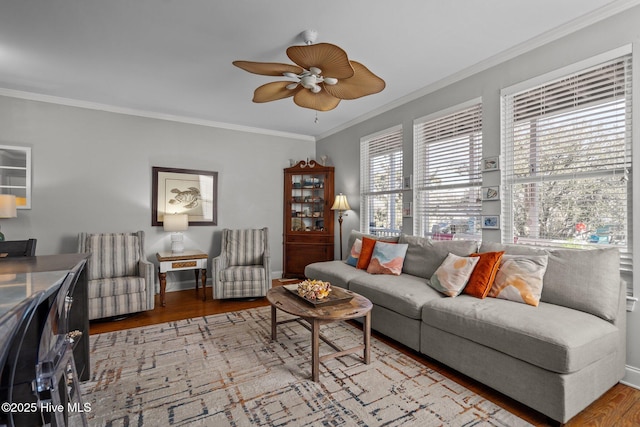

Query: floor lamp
331;193;350;260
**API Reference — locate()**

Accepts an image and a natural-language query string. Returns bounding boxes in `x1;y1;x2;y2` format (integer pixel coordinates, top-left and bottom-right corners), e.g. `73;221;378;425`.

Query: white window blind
360;126;403;236
502;54;632;290
413;102;483;239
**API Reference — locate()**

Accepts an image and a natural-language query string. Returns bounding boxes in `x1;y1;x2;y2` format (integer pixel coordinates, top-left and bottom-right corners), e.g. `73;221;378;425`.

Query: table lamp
0;195;17;241
331;193;350;260
163;213;189;253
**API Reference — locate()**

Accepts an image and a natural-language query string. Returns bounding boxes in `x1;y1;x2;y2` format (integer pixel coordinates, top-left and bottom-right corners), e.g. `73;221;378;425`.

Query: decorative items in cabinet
283;160;334;278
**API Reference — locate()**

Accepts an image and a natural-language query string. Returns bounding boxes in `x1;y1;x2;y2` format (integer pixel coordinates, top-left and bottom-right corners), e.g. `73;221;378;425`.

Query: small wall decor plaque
482;156;500;171
481;215;500;229
482;186;500;201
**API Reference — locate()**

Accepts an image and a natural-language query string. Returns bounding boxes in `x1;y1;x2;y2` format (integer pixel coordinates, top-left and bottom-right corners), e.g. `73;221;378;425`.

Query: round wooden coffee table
266;285;373;382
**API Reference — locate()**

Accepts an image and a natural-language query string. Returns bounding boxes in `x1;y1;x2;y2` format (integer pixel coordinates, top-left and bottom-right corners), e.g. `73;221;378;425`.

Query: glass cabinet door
290;173;326;232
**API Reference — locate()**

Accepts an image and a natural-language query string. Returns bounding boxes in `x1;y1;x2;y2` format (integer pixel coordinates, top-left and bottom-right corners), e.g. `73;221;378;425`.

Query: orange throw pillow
463;251;505;298
356;237;378;270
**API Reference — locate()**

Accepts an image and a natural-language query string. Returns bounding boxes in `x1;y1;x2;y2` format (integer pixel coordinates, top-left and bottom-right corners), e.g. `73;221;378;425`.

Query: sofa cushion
421;295;619;374
480;242;620;321
349;273;442;320
346;230;400;255
480;242;547;256
221;265;266;282
226;229;265;266
304;261;368;289
367;242;408;275
357;237;378;269
87;277;146;298
488;254;548;307
464;251;504;298
429;253;479;297
345;238;362;266
542;247;620;321
398;234;478;279
86;234;140;280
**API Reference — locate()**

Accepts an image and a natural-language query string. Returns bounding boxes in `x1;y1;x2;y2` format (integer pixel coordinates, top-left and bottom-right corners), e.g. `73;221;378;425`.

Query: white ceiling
0;0;637;140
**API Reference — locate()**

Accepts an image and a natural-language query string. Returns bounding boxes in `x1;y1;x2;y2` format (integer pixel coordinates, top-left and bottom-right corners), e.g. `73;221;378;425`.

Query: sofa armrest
263;253;271;284
212;254;228;287
611;279;627;378
139;258;155;289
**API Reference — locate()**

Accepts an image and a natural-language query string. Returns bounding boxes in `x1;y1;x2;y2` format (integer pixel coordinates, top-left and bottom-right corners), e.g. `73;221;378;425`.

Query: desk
156;250;208;306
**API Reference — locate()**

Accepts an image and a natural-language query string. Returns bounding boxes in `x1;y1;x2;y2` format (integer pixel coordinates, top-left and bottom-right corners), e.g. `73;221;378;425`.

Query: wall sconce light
163;213;189;253
331;193;350;260
0;194;17;241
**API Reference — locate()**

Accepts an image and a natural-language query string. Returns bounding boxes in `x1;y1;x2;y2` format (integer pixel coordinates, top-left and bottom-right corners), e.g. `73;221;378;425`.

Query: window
502;54;632;285
413;102;483;239
360;126;403;236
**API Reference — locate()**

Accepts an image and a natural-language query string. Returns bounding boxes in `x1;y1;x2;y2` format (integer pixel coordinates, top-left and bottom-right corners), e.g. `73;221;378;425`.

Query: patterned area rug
82;307;532;426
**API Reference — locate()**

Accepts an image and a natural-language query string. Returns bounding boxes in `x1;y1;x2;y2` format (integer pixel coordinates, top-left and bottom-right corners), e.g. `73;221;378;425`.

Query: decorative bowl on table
297;279;331;300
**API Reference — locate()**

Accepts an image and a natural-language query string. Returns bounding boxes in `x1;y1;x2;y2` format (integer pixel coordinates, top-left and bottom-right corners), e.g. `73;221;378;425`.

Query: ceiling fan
233;30;385;112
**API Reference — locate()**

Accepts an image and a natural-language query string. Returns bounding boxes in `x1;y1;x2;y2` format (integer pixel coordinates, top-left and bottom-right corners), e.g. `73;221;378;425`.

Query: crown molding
316;0;640;141
0;88;316;142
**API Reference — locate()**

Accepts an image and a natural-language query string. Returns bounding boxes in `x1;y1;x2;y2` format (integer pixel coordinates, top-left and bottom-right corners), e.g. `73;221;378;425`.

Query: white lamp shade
0;195;17;218
163;214;189;232
331;193;350;211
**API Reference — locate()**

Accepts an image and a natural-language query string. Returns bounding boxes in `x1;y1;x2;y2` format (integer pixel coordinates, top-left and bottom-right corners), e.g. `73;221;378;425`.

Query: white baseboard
622;365;640;390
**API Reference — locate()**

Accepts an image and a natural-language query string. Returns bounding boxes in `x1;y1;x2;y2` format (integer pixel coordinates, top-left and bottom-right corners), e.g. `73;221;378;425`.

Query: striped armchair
212;228;271;299
78;231;155;320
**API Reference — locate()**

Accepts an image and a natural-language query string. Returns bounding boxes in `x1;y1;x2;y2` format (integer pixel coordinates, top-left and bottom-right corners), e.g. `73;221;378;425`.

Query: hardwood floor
89;283;640;426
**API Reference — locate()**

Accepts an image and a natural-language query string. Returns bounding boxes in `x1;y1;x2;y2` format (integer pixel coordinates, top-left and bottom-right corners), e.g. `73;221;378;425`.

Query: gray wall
0;95;315;285
317;6;640;387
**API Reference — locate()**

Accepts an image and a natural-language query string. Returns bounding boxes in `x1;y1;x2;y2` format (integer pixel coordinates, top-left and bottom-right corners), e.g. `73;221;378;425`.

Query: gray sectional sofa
304;231;626;424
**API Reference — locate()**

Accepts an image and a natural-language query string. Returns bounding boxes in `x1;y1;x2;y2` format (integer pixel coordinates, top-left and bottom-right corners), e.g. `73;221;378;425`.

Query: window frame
413;99;483;240
500;47;633;293
360;125;403;237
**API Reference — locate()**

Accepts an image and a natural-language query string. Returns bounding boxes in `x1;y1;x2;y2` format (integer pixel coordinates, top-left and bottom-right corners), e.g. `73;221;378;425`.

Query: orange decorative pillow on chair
356;237;378;270
463;251;504;298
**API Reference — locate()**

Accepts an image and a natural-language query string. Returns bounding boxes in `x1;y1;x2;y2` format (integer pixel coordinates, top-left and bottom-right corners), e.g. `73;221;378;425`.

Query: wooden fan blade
233;60;303;76
293;89;341;111
253;81;301;103
286;43;354;79
323;61;385;100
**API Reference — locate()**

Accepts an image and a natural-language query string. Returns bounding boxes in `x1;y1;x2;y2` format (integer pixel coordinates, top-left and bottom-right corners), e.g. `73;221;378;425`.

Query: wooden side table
156;250;208;307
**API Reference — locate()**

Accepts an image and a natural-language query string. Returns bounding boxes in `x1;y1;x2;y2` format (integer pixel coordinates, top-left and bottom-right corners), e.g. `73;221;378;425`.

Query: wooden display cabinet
283;160;334;278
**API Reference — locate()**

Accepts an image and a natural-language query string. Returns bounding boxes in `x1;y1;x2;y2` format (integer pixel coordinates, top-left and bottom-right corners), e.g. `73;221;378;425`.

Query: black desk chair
0;239;36;257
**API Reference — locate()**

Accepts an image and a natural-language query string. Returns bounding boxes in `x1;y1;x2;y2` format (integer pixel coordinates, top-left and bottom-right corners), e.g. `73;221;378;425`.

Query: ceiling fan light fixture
233;30;385;111
300;75;317;89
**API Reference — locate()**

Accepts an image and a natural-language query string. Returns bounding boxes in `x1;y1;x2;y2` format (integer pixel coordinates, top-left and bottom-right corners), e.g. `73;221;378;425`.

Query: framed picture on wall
482;186;500;201
402;202;412;218
482;156;500;171
481;215;500;229
152;167;218;226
